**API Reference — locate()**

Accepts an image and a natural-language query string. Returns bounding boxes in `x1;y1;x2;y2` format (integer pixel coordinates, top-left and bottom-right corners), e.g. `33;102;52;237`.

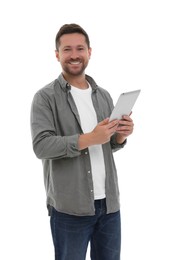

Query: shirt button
88;170;91;174
85;151;88;155
91;190;93;193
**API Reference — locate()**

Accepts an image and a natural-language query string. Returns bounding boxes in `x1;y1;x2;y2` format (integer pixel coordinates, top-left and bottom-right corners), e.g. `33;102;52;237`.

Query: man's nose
70;49;79;59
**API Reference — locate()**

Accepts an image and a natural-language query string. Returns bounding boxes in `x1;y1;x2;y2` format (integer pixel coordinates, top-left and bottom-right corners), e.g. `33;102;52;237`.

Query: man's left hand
115;115;134;144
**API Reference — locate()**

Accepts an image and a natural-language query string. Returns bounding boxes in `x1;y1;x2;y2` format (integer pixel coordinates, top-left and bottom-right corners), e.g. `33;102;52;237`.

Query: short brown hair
55;23;90;51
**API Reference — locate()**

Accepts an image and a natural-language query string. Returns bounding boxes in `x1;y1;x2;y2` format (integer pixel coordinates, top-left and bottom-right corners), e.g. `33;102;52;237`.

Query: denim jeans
50;199;121;260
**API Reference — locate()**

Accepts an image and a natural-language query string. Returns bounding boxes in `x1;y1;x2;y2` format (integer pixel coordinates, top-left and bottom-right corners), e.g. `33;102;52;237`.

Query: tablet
109;89;141;121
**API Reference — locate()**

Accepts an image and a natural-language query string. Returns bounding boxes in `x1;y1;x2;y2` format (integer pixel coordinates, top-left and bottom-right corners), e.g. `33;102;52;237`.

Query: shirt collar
57;73;98;92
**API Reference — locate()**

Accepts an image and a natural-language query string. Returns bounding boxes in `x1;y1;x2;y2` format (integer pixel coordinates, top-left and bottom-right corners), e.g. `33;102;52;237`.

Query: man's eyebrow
63;45;71;48
63;44;85;48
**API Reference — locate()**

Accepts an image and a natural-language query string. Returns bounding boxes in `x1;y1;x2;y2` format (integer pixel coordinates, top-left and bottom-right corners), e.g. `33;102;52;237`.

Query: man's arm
31;93;81;160
78;115;134;150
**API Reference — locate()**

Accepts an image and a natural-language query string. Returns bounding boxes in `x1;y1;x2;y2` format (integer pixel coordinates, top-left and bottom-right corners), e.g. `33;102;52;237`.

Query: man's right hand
78;118;119;150
91;118;119;145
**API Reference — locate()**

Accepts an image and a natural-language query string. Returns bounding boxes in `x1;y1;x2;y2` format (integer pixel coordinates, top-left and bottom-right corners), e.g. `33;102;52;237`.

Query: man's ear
55;50;60;61
88;47;92;59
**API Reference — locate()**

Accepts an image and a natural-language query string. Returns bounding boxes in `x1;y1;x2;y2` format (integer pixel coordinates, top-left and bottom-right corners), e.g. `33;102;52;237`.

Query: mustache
68;58;82;62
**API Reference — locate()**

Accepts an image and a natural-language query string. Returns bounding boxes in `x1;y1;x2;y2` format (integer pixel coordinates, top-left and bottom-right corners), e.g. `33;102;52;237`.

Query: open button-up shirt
30;74;126;216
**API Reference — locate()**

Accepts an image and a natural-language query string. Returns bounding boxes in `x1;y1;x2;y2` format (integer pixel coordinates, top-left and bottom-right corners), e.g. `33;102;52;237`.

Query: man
31;23;134;260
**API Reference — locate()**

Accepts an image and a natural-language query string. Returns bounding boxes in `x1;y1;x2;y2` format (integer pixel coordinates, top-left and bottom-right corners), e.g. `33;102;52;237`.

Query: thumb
98;118;109;125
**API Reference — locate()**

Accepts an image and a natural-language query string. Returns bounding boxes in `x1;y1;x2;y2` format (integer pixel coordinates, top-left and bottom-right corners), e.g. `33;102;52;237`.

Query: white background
0;0;170;259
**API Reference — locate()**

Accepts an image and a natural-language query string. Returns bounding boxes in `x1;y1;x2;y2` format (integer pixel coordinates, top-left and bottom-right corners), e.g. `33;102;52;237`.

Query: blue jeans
50;199;121;260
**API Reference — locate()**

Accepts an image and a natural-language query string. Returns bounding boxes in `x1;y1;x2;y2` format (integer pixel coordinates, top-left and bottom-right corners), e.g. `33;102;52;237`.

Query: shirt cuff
110;134;127;151
65;134;81;157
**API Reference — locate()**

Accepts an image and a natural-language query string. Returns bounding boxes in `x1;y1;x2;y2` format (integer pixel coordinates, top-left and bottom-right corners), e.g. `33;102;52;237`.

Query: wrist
78;132;96;150
115;133;126;144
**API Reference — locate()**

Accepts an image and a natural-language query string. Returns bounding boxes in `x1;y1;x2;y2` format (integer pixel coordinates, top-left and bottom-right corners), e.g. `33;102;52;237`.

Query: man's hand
78;118;119;150
91;118;119;145
115;115;134;144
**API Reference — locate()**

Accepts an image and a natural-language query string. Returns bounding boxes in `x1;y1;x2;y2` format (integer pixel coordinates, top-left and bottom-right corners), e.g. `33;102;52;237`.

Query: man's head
55;23;90;51
55;24;92;78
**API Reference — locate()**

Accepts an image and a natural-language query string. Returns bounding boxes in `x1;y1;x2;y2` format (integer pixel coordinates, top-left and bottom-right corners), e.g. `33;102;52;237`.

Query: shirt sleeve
30;92;81;160
110;134;127;152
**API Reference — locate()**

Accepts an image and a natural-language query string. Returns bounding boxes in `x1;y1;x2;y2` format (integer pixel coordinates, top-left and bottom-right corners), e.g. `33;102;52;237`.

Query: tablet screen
109;89;141;121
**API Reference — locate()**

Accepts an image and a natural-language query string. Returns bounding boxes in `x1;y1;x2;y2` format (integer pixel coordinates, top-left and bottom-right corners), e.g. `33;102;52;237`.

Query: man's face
55;33;92;77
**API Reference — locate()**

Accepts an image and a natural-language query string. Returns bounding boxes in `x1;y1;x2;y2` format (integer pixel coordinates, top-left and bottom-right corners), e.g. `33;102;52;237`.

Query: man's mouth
69;60;81;65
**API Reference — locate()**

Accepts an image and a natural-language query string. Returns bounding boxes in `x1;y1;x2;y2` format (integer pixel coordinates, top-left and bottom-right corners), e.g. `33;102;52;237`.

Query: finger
117;127;133;132
117;124;134;131
122;115;133;121
119;120;134;127
98;118;109;125
108;120;119;128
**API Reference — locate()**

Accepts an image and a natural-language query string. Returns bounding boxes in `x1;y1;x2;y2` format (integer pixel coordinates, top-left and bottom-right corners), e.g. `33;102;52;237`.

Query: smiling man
30;23;134;260
55;33;91;79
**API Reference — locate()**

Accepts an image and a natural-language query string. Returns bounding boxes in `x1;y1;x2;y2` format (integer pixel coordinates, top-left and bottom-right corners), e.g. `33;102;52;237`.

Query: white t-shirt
70;84;106;200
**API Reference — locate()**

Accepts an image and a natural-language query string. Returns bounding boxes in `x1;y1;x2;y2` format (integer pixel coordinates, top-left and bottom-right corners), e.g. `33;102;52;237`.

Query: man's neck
62;73;88;89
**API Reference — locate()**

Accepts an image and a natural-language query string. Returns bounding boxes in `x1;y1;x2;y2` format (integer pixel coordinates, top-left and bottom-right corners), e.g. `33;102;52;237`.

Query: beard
62;59;89;76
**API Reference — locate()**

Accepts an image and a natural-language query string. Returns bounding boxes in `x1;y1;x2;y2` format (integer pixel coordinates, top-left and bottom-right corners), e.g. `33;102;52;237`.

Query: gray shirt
30;74;126;216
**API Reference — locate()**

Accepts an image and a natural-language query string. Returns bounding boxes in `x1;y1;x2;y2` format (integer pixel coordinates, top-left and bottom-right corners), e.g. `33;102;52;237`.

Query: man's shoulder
35;74;65;97
87;75;112;99
38;79;57;93
86;74;110;94
32;79;61;107
38;79;59;94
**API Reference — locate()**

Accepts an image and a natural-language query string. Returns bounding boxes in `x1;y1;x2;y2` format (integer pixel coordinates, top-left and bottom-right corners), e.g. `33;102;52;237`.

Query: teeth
70;61;80;65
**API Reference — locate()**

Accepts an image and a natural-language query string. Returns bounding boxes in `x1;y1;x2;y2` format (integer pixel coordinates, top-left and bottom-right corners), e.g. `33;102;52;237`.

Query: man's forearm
115;133;126;144
78;132;96;150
